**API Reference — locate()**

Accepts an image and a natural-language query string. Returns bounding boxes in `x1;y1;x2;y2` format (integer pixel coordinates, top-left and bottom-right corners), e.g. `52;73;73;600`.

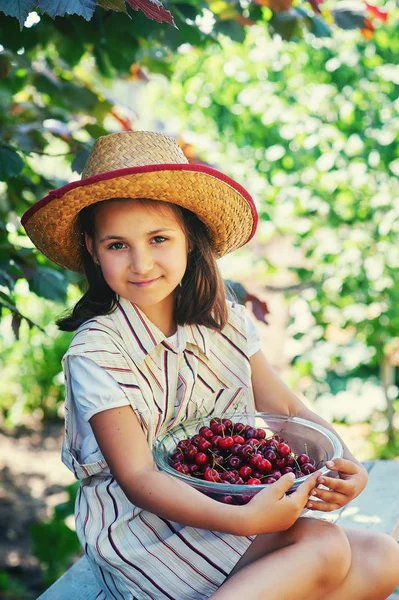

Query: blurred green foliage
141;11;399;431
30;482;80;588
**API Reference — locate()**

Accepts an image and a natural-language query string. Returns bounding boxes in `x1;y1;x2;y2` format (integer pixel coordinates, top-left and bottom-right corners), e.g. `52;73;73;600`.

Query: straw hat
21;131;258;272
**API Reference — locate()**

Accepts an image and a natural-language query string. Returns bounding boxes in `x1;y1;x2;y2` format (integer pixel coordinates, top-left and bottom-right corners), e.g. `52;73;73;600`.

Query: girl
22;131;399;600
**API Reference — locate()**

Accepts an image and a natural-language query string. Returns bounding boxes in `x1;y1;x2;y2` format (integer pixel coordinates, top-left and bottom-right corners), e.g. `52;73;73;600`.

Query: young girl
22;131;399;600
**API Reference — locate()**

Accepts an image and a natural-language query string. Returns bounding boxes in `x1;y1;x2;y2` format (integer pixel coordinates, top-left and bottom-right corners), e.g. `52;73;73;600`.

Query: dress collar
113;296;209;364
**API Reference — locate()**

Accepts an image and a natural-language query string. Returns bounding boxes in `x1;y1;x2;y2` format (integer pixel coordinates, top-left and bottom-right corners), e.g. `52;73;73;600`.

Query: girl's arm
250;349;368;509
90;405;317;535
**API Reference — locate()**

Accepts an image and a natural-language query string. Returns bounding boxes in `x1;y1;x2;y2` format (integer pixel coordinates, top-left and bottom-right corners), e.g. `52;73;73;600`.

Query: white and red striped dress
62;296;260;599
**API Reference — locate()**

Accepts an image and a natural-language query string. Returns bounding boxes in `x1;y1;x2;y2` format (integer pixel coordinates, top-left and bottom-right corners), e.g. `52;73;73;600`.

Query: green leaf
30;266;69;302
0;0;37;28
213;19;246;42
0;147;24;181
38;0;97;21
309;15;332;37
0;290;17;312
98;0;128;12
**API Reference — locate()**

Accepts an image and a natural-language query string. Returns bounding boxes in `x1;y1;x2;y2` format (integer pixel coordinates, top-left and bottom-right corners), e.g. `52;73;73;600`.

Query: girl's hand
243;470;322;535
306;458;368;512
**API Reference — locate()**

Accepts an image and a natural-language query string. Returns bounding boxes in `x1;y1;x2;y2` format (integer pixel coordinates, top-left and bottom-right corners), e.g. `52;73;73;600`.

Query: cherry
258;458;272;473
199;427;214;440
221;471;237;484
220;495;234;504
277;442;291;457
222;418;233;429
263;449;277;462
218;436;234;450
233;422;246;435
227;455;242;469
232;435;245;445
184;445;198;461
247;478;262;485
270;470;282;480
239;465;253;481
263;476;277;484
171;450;184;462
195;452;210;466
198;438;212;452
204;467;221;482
211;435;222;448
189;464;201;476
247;438;260;446
281;466;294;474
249;453;263;467
275;457;287;469
244;426;257;439
297;453;311;465
286;456;295;467
301;463;316;474
256;428;266;439
238;444;254;459
175;463;190;475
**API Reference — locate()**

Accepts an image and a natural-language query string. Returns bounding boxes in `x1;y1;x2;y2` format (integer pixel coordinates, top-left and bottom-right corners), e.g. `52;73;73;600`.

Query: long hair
56;198;228;332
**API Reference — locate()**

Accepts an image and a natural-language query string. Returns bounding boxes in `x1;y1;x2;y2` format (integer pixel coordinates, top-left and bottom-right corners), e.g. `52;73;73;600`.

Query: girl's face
85;199;189;335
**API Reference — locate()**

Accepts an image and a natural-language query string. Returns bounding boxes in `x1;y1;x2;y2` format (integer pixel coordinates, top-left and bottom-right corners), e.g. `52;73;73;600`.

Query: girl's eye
152;236;167;244
108;242;126;250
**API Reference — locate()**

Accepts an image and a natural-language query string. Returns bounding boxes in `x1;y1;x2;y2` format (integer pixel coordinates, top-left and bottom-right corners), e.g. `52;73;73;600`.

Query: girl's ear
84;233;96;262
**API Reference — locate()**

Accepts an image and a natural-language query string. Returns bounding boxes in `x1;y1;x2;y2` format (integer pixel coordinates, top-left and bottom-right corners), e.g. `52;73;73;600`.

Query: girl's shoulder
66;313;122;355
216;300;253;343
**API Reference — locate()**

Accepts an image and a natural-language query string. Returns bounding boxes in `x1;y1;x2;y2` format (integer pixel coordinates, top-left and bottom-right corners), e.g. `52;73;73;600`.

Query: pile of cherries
169;417;316;503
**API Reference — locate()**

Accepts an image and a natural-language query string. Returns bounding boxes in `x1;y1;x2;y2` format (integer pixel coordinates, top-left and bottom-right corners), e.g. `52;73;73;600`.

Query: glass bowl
153;413;343;504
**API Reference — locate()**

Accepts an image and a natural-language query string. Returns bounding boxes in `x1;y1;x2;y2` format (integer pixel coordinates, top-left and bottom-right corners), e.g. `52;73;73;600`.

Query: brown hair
56;198;228;332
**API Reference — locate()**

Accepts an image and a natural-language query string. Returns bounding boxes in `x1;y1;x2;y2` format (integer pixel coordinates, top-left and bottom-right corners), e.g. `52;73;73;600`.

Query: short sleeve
245;312;261;357
68;355;130;422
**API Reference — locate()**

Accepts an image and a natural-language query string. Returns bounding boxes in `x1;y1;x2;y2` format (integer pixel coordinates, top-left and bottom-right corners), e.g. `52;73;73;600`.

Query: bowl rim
153;412;343;494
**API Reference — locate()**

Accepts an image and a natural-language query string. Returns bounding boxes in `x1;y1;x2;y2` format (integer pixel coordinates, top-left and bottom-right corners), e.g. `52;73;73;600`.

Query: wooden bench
37;460;399;599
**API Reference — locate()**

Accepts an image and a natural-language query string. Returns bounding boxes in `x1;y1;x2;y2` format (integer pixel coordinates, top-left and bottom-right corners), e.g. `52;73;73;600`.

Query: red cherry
176;463;190;475
258;458;272;473
221;471;237;484
188;464;201;476
277;442;291;457
265;437;279;448
220;495;234;504
217;436;234;450
195;452;210;465
177;439;191;450
239;465;253;481
247;438;260;446
204;467;221;482
270;470;282;480
275;457;287;469
263;449;277;462
297;453;311;465
281;466;294;474
249;453;263;467
256;428;266;439
184;445;198;461
263;476;277;484
238;444;254;459
247;478;262;485
198;438;212;452
199;427;214;440
234;477;245;485
286;456;295;467
227;455;242;469
232;435;245;445
301;463;316;474
171;450;184;462
244;426;257;439
211;435;222;448
233;422;246;434
222;418;233;429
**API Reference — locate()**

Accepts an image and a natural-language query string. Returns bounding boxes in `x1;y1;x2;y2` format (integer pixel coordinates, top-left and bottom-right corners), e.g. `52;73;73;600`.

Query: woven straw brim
23;167;257;272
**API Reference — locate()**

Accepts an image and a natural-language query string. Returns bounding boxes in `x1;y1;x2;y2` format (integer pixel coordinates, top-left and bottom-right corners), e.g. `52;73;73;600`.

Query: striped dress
62;296;259;599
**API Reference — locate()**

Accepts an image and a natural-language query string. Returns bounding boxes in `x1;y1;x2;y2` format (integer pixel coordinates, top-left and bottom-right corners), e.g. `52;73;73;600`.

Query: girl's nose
130;248;154;274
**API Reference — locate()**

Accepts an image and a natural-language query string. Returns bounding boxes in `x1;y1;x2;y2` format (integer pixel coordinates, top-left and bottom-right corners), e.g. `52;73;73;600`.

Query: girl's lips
129;277;160;288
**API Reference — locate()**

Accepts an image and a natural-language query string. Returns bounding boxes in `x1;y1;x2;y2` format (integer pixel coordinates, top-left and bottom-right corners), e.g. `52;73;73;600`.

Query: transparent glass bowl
153;413;343;503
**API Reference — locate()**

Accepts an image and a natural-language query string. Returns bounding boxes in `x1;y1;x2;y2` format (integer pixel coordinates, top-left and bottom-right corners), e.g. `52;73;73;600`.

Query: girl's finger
316;476;350;493
310;487;347;505
325;458;358;474
306;499;342;512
